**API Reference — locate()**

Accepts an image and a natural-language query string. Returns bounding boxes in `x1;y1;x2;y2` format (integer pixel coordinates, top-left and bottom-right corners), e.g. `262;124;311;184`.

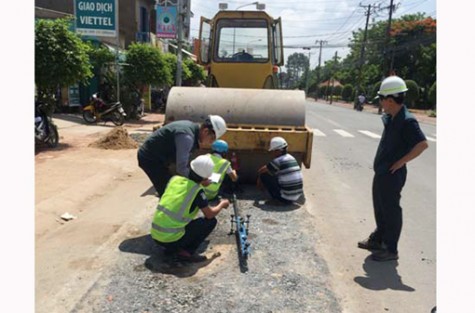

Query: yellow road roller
164;9;313;182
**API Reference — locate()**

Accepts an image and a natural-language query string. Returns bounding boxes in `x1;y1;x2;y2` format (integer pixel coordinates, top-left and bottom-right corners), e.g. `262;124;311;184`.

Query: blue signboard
74;0;117;37
156;5;177;39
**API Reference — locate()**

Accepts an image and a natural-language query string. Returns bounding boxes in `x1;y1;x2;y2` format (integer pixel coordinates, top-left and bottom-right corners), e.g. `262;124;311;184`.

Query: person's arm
228;170;238;182
226;164;238;182
390;140;428;174
258;165;268;174
390;119;429;174
201;198;230;219
174;133;195;177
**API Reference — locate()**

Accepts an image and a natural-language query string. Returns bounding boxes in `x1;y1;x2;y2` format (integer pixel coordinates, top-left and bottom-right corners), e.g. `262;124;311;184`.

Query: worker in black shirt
358;76;428;262
137;115;227;197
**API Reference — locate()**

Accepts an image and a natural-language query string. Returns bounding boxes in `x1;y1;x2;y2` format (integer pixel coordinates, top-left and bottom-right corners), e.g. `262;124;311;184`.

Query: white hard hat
190;155;214;179
269;136;288;151
378;76;408;96
209;115;227;139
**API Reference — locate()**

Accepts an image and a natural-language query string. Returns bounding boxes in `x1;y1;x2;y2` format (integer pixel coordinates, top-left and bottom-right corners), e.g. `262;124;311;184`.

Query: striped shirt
267;153;303;201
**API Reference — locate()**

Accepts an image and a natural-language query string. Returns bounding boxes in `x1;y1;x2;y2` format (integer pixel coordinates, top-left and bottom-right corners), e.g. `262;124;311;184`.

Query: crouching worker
257;137;304;205
203;140;238;200
151;155;230;262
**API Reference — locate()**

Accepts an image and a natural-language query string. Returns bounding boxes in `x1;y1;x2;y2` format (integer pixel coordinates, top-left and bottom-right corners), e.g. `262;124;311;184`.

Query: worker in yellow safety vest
151;155;230;262
203;140;238;200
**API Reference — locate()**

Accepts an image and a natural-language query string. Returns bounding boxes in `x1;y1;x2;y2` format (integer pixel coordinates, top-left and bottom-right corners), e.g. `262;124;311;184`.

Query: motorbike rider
357;94;366;111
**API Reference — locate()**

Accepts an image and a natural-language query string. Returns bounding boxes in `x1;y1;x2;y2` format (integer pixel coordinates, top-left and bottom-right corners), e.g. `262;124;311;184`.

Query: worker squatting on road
358;75;428;262
137;115;227;197
257;137;304;205
203;139;239;200
150;155;231;262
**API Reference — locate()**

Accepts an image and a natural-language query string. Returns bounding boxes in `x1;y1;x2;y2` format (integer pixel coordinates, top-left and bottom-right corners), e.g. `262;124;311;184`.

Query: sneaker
371;249;399;262
358;237;384;251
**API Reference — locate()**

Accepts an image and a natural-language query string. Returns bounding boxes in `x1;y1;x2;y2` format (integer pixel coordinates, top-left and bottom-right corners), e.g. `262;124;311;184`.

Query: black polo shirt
138;120;200;163
373;105;426;175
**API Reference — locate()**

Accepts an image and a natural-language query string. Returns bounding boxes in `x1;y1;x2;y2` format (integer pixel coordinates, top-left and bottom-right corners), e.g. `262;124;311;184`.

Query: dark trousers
371;168;407;254
137;152;172;197
155;217;217;255
259;172;293;204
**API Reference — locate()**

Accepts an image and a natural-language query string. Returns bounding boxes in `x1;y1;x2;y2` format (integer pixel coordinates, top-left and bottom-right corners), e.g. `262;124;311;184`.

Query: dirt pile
89;127;139;150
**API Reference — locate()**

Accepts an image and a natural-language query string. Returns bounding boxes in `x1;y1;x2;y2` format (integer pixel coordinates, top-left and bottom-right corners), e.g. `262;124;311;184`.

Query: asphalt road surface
33;102;436;313
304;100;436;312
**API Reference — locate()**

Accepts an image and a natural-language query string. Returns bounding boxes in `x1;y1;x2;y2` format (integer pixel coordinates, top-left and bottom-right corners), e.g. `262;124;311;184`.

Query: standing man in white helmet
138;115;227;197
150;155;230;262
358;75;428;261
256;136;304;205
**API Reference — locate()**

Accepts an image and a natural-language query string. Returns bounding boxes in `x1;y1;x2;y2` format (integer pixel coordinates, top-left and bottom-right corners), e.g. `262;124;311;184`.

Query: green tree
286;53;309;88
321;13;436;100
428;82;436;109
162;53;192;86
183;58;206;86
86;41;115;75
405;80;419;108
35;18;93;111
333;85;343;99
124;43;172;97
342;84;354;102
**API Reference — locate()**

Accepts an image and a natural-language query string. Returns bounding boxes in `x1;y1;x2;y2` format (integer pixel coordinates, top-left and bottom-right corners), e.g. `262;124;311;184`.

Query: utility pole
379;0;397;114
353;3;377;109
329;51;338;104
383;0;397;76
175;0;184;86
315;40;327;99
303;47;311;95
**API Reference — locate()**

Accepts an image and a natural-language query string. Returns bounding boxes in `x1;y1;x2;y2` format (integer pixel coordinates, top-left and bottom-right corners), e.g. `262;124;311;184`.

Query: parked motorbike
82;93;126;126
35;101;59;148
129;97;145;120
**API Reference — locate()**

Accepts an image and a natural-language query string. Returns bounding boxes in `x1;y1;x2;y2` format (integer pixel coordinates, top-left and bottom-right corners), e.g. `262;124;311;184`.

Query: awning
103;43;126;62
164;41;197;61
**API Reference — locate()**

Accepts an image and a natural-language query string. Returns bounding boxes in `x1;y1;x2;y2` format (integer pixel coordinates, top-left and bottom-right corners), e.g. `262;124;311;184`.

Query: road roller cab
163;8;313;183
198;10;283;89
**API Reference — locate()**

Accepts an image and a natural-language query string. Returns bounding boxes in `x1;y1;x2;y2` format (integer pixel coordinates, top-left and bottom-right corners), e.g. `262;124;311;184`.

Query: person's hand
257;165;267;174
220;199;230;208
389;160;405;174
201;179;212;187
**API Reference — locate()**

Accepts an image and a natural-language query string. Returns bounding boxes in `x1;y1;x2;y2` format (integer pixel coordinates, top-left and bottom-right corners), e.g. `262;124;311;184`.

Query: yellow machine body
164;9;313;182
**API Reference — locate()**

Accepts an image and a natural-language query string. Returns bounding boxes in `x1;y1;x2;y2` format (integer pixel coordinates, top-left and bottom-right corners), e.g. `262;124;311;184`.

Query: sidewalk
308;98;436;126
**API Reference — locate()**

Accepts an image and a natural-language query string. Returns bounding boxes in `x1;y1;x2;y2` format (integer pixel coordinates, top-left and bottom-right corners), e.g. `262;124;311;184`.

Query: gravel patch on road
71;187;341;313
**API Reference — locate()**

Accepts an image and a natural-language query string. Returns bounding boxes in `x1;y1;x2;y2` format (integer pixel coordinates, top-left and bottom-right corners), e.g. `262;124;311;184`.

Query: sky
189;0;436;69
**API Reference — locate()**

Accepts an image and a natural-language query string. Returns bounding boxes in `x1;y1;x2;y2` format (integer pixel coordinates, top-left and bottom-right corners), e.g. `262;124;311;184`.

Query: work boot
371;249;399;262
357;236;384;251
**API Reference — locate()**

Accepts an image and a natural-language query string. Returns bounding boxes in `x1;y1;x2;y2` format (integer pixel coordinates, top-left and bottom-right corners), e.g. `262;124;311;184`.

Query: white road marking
312;128;327;136
358;130;381;139
426;136;436;142
333;129;354;137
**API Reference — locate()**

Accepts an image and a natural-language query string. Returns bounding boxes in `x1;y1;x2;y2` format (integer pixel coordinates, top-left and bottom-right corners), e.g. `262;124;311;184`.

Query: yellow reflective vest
203;153;230;200
151;176;202;243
